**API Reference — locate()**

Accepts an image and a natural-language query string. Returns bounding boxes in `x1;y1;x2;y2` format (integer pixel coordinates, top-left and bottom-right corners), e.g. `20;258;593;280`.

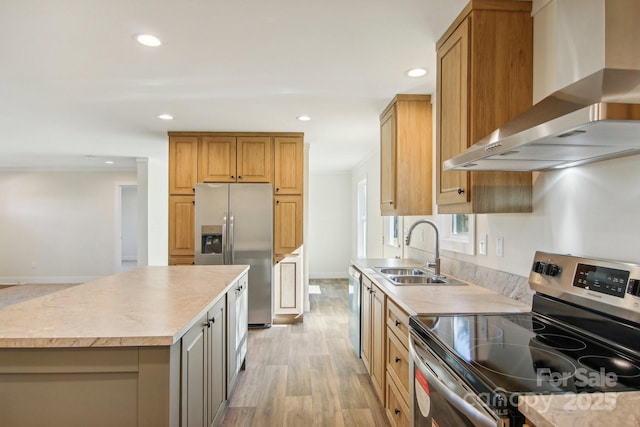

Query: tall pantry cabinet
435;0;534;214
168;132;305;319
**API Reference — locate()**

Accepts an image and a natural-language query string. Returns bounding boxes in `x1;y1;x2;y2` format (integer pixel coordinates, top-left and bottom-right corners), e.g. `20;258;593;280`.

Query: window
437;214;476;255
386;216;400;247
356;178;367;258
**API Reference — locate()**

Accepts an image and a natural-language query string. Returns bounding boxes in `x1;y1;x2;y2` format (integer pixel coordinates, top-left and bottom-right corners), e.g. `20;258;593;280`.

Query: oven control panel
529;251;640;323
573;263;629;298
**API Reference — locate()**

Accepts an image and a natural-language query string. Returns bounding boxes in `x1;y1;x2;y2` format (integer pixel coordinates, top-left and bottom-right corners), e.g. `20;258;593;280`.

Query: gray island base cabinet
0;266;249;427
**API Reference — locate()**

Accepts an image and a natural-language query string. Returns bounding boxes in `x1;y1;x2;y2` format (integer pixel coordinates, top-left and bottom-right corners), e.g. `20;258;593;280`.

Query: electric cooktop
411;310;640;396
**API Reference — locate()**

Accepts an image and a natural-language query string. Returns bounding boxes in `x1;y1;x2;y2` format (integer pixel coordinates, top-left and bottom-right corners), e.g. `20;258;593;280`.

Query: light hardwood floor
222;279;391;427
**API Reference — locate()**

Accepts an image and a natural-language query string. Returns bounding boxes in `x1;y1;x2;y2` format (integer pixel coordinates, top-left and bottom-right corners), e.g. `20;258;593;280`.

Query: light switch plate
479;234;487;255
496;237;504;257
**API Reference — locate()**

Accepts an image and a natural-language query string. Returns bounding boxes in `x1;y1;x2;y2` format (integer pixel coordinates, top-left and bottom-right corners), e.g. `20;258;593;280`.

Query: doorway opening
116;184;138;272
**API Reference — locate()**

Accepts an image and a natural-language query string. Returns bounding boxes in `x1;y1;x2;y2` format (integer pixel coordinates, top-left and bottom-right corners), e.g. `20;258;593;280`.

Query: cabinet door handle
276;200;280;204
209;317;215;325
275;187;280;192
395;356;401;363
394;408;400;415
231;175;235;179
395;320;401;327
238;176;242;180
457;188;464;195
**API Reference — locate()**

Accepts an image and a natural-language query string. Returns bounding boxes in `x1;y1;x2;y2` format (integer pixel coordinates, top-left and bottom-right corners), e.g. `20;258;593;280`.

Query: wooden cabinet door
169;195;195;257
371;284;386;401
274;195;303;255
169;136;198;195
380;107;396;214
361;276;373;374
236;136;273;183
274;253;302;315
274;136;303;195
181;316;207;427
207;297;226;427
436;18;470;207
198;136;237;183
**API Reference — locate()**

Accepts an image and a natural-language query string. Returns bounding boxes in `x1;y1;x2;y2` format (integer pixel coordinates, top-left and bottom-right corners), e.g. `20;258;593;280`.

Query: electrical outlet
479;234;487;255
31;261;37;269
496;237;504;257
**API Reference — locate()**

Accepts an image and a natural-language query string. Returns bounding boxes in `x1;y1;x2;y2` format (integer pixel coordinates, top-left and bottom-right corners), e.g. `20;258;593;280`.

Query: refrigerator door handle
222;211;228;265
229;213;235;265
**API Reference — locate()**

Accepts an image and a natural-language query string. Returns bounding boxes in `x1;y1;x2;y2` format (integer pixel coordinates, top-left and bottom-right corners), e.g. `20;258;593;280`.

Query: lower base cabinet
361;275;387;403
181;296;226;427
274;246;304;316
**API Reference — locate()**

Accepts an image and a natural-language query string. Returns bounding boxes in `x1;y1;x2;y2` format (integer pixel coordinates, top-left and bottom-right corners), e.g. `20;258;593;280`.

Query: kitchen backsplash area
405;245;534;307
440;256;534;306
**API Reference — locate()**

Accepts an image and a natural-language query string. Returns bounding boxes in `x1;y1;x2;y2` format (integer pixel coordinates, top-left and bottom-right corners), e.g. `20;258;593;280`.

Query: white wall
469;154;640;276
349;145;640;281
308;171;352;278
0;171;137;284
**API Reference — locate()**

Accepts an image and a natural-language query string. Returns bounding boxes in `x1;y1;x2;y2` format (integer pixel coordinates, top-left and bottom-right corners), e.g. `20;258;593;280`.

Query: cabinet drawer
387;299;409;345
386;327;409;400
386;371;409;427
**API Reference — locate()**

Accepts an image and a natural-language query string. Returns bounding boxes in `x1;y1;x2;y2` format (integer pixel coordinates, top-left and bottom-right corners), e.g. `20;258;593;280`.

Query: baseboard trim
273;313;304;325
308;272;349;280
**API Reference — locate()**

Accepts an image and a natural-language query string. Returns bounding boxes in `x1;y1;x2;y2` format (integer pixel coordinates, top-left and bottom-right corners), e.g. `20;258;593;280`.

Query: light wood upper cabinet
435;0;533;214
236;136;273;183
274;136;303;195
199;136;272;183
198;136;237;183
169;136;199;195
380;95;433;216
274;195;303;256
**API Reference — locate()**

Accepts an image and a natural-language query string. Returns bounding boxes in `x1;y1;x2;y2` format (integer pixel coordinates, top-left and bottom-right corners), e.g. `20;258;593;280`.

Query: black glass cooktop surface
410;312;640;395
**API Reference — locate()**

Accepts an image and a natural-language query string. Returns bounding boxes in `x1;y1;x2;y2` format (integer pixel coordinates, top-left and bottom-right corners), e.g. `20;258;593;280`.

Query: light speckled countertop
519;392;640;427
0;265;249;348
352;258;530;315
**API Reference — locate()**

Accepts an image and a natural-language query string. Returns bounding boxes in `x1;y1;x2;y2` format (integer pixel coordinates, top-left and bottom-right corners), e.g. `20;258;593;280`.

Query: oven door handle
410;334;503;427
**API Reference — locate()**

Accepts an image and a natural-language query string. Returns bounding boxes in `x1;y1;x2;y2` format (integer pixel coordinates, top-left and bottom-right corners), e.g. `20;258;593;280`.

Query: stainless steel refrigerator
195;183;273;327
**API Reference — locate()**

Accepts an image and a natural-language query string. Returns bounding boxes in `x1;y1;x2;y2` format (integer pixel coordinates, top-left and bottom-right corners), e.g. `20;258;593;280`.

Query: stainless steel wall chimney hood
444;0;640;172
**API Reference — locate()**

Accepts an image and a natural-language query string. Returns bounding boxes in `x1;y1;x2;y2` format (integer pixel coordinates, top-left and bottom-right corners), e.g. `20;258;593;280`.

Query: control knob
532;261;546;274
544;264;561;277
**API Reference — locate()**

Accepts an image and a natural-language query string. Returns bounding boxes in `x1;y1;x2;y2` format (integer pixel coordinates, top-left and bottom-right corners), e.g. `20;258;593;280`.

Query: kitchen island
0;265;249;427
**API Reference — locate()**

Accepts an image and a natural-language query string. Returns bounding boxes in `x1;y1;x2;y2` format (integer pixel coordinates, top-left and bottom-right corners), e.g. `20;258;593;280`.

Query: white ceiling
0;0;468;172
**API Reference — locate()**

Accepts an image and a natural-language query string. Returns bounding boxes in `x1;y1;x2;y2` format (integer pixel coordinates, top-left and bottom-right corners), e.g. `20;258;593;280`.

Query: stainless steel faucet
405;219;440;276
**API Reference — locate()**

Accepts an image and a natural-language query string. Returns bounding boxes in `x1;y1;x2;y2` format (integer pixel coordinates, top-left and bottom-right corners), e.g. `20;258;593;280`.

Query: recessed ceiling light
406;68;428;78
136;34;162;47
105;160;115;165
157;114;174;120
297;115;311;121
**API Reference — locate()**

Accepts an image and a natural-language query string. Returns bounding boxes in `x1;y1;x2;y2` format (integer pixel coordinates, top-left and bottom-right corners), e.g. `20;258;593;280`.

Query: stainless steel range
409;251;640;426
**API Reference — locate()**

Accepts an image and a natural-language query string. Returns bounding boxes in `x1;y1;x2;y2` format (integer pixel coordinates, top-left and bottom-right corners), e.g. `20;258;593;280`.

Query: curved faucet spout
405;219;440;276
